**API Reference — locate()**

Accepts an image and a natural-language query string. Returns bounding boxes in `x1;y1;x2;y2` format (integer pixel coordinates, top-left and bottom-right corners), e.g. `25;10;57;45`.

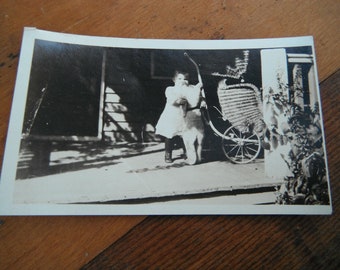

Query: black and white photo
0;28;332;215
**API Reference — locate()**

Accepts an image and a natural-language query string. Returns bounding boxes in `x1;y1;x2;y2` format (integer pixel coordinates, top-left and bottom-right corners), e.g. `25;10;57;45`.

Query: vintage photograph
0;28;332;215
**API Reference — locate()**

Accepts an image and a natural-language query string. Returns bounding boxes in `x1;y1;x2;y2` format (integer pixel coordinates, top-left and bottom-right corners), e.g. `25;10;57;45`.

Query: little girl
156;71;203;163
155;71;190;163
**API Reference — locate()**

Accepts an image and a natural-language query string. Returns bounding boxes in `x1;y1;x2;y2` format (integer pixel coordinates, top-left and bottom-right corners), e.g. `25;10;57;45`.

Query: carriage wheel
221;125;261;164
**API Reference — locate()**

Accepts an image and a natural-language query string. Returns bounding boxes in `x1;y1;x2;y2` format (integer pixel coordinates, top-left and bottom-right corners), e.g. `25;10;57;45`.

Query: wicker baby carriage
216;82;265;163
185;52;265;164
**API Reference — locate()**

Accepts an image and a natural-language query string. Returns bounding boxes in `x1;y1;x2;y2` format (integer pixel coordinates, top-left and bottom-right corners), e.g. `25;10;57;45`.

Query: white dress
156;83;202;138
155;86;186;138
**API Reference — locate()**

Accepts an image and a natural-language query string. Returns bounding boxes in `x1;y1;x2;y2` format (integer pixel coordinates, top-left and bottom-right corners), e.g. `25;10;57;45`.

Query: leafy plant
272;77;329;205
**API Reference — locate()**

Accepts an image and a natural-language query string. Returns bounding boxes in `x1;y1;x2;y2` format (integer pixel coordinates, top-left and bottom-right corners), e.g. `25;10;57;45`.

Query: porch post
261;49;293;180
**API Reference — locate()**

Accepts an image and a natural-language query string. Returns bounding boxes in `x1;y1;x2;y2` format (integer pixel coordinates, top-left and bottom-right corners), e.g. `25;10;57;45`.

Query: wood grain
0;0;339;269
0;216;145;269
82;215;339;269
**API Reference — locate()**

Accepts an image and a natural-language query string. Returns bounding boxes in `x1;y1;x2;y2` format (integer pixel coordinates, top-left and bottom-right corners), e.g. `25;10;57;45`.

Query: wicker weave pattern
217;83;264;132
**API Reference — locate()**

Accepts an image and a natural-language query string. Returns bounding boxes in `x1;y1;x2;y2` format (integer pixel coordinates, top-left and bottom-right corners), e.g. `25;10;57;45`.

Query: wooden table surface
0;1;339;269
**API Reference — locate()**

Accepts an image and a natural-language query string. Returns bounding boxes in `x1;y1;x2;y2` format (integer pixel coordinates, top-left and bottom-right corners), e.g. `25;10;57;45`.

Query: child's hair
172;70;189;82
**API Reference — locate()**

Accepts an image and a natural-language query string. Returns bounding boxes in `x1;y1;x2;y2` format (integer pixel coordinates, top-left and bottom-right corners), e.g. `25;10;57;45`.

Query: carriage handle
184;52;202;85
184;52;231;140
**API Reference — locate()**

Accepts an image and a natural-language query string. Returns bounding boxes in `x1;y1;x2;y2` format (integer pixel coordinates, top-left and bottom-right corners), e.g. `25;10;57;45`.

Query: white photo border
0;28;332;215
